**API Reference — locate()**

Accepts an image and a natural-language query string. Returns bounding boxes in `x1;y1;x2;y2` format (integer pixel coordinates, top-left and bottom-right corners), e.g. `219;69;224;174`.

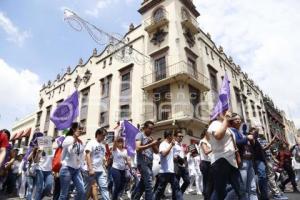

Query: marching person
207;111;245;200
228;114;258;200
173;129;190;196
83;128;110;200
187;148;202;195
35;144;54;200
199;129;213;200
58;122;85;200
111;136;131;200
132;121;160;200
153;130;183;200
254;131;288;200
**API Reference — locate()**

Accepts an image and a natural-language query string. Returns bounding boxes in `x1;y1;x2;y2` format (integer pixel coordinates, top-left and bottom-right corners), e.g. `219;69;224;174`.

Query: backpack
52;136;65;173
52;147;63;173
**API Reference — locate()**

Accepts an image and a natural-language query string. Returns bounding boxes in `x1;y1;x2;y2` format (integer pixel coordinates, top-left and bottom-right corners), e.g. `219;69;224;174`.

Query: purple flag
122;120;139;157
210;73;231;120
50;91;79;130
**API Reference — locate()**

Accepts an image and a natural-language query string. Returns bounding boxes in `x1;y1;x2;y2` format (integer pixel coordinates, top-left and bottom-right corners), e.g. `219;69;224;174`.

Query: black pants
211;158;245;200
52;176;60;200
153;173;183;200
200;160;213;200
281;163;297;190
176;166;190;194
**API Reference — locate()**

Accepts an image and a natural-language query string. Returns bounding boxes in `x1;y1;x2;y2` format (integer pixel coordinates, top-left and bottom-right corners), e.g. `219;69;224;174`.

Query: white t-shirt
61;136;84;169
152;153;161;177
207;120;237;168
173;142;185;159
199;138;211;162
159;140;174;173
12;160;21;174
112;148;128;170
83;139;106;172
37;153;53;171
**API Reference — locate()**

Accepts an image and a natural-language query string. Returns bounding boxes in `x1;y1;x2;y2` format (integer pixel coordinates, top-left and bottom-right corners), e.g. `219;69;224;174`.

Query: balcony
144;9;169;33
142;103;209;126
181;12;200;34
142;61;210;91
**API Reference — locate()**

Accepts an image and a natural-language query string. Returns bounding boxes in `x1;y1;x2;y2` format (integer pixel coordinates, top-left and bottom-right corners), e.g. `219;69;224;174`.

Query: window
80;119;87;135
187;58;197;77
44;106;52;132
100;112;108;126
109;57;112;65
120;105;130;120
103;60;106;69
154;85;171;121
80;88;90;120
205;46;209;55
121;72;131;91
189;85;200;118
210;51;214;60
154;57;166;81
251;101;256;117
208;66;218;104
101;78;111;98
234;87;244;118
36;111;42;127
153;7;165;22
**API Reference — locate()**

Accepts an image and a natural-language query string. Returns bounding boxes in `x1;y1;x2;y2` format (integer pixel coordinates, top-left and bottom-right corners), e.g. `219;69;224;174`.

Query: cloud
0;58;40;129
0;12;31;46
195;0;300;128
84;0;134;18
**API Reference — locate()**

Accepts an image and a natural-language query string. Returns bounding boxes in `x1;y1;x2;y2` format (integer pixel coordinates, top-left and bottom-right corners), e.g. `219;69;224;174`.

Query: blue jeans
58;166;85;200
25;176;35;200
153;173;183;200
211;158;246;200
132;163;153;200
35;170;53;200
226;160;258;200
111;167;126;200
83;170;110;200
255;161;268;200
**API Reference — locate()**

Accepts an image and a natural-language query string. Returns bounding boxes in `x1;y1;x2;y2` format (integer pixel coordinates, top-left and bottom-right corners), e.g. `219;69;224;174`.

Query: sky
0;0;300;130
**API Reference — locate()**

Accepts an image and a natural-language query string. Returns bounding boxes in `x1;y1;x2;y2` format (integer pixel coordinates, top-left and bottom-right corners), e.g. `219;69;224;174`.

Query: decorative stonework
207;32;211;39
47;80;51;87
78;58;83;65
39;98;44;109
83;69;92;84
56;74;61;80
74;75;82;88
150;29;168;45
93;48;97;56
67;66;71;74
218;46;224;53
228;56;233;64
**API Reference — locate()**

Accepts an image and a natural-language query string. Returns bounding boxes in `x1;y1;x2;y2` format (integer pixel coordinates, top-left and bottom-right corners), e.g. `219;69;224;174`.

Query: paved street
1;191;299;200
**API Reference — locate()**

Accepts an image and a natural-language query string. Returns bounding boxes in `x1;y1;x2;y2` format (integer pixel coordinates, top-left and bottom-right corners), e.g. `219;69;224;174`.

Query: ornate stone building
10;0;293;146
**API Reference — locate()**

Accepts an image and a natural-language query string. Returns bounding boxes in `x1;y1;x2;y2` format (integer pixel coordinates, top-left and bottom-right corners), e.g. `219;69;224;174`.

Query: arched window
153;7;165;22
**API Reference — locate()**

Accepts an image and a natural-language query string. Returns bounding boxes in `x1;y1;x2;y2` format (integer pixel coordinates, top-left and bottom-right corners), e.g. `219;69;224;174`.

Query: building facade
11;0;294;145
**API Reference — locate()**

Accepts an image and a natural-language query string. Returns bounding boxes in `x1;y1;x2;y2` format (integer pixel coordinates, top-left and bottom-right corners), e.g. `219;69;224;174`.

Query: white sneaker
197;192;202;195
127;191;131;199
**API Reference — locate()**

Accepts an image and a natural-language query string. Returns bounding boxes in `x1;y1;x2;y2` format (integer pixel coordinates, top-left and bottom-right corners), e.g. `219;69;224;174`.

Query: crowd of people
0;111;300;200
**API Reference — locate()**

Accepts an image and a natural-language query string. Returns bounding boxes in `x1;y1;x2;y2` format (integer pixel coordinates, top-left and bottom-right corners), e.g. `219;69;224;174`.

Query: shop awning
21;128;32;138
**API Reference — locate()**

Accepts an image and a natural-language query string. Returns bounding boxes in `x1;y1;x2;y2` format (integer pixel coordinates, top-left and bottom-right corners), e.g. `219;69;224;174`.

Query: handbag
230;133;242;168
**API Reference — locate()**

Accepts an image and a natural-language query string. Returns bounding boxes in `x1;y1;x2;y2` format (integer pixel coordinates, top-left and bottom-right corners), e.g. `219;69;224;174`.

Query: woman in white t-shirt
199;129;213;200
58;122;85;200
111;136;131;200
207;111;245;200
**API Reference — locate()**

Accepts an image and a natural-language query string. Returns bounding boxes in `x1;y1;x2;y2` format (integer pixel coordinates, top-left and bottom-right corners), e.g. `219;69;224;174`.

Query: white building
11;0;282;146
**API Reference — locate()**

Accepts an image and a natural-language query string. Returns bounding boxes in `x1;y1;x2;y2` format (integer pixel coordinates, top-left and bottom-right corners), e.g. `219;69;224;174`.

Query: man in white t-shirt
83;128;109;200
207;111;245;200
173;130;190;195
153;130;183;200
